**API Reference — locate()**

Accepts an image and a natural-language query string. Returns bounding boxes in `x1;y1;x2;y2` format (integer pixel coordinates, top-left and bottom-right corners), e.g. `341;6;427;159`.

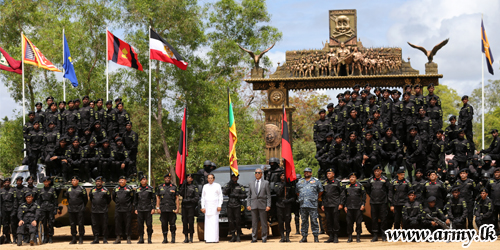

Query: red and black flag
281;105;297;182
107;30;143;71
0;47;22;74
176;108;188;184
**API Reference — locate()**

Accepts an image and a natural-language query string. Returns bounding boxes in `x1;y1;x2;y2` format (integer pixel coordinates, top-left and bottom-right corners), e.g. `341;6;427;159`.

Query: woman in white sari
200;174;223;243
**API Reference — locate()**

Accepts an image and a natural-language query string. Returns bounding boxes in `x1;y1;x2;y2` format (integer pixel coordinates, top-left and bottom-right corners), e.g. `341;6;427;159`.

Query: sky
1;0;499;119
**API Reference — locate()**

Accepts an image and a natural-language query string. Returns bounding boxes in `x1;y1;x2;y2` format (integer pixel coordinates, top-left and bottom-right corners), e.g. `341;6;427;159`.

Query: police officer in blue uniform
296;168;323;243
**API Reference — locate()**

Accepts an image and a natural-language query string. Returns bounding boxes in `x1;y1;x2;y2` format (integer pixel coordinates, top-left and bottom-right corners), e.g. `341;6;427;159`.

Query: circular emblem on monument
269;89;285;106
265;124;281;148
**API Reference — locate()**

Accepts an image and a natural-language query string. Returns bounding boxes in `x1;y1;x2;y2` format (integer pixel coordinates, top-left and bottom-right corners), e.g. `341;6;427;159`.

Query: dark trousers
403;219;420;229
493;205;500;231
181;206;195;235
251;209;268;241
2;210;14;235
466;203;474;229
40;210;55;236
227;206;241;234
346;209;363;235
17;220;37;235
324;206;340;234
69;211;85;236
98;160;112;181
45;157;63;177
137;211;153;236
393;205;403;229
451;218;466;229
370;204;388;233
277;206;291;234
160;212;176;234
91;213;108;237
115;211;131;237
11;213;19;238
27;149;41;178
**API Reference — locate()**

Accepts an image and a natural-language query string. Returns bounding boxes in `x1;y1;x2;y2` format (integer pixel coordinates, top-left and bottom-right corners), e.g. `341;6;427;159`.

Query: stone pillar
262;82;295;163
425;62;438;74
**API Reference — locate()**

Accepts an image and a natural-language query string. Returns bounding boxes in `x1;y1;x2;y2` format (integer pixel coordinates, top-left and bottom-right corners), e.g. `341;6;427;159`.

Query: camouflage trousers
300;207;319;236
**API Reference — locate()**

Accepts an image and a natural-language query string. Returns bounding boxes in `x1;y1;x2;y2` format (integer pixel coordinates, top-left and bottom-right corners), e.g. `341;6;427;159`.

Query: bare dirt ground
4;218;499;250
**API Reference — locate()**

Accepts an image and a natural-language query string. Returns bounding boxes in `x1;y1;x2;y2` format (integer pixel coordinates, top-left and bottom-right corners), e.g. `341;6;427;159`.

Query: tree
423;84;461;130
0;115;23;176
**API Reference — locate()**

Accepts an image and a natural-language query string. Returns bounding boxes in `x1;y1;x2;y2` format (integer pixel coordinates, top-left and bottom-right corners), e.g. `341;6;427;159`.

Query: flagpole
228;87;231;177
106;27;109;101
62;28;66;101
148;26;152;186
482;14;485;150
21;31;26;157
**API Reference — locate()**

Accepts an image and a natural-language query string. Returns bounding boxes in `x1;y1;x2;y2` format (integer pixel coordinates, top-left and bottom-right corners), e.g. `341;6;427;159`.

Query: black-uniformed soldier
361;131;379;178
362;95;379;125
79;126;96;148
134;175;155;244
345;109;362;140
426;97;442;136
113;176;135;244
23;111;36;140
94;98;107;128
389;168;411;229
422;196;448;231
179;174;199;243
315;133;333;180
89;176;111;244
453;168;477;229
112;138;133;180
91;121;107;146
343;131;364;179
414;107;433;149
65;176;88;244
11;176;25;243
82;139;99;180
74;98;81;112
115;103;130;136
480;129;500;161
446;187;467;229
0;178;17;244
475;188;494;228
43;121;60;174
197;160;216;185
265;157;283;184
326;103;335;122
423;170;447;209
445;115;460;144
412;169;426;204
327;134;345;178
37;177;57;243
45;96;54;113
372;110;385;137
62;100;76;133
22;176;38;202
391;90;403;138
486;168;500;233
402;190;423;229
348;91;363;119
342;172;365;243
274;172;294;243
379;127;403;177
412;84;427;111
156;173;180;244
478;155;496;180
45;138;68;179
64;125;79;144
380;89;393;129
426;129;446;171
123;122;139;175
79;96;95;137
447;129;473;169
16;192;40;246
105;100;116;140
401;92;416;144
406;126;426;179
425;84;441;107
45;103;62;134
25;121;45;178
64;138;83;182
313;109;330;151
97;139;113;181
364;117;381;141
458;95;474;149
34;102;45;131
321;168;343;243
335;99;348;138
222;173;245;242
366;165;389;242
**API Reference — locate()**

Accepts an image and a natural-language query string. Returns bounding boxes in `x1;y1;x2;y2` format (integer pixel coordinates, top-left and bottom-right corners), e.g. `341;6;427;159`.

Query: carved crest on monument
265;124;281;148
329;9;357;46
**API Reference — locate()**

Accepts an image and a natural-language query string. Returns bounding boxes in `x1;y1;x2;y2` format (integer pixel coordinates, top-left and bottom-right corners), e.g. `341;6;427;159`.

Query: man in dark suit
246;168;271;243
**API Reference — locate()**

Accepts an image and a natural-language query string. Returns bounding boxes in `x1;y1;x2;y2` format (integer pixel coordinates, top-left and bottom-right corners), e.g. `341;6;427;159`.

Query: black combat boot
5;234;11;244
70;235;77;244
162;233;168;244
48;236;53;243
279;232;285;242
325;234;334;243
137;235;144;244
17;235;23;246
79;235;84;244
285;232;290;242
371;234;378;242
103;236;108;244
171;233;175;243
356;234;361;243
12;234;17;244
91;235;99;244
314;235;319;242
229;232;236;242
126;236;131;244
382;233;387;242
29;234;35;246
295;223;301;235
113;236;121;244
347;234;352;243
24;234;29;243
184;234;190;243
299;236;307;243
333;234;339;243
148;234;153;244
190;233;194;243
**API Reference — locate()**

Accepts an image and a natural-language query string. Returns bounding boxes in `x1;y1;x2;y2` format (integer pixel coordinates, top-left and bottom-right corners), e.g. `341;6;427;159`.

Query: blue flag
63;34;79;87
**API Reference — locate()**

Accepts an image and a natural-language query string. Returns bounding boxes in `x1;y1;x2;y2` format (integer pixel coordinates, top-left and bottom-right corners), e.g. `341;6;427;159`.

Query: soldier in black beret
475;188;494;228
366;165;390;242
447;128;473;170
343;131;364;178
0;177;17;243
445;187;467;229
402;190;423;229
90;176;111;244
16;192;40;246
134;175;156;244
389;168;412;229
422;196;448;231
38;176;57;243
314;109;331;152
321;168;343;243
156;173;179;243
65;176;88;244
113;176;135;244
342;172;365;243
459;95;475;150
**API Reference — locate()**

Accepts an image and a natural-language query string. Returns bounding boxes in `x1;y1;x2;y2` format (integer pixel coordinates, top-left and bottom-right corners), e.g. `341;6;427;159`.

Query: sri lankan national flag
107;30;143;71
228;90;238;176
482;19;494;75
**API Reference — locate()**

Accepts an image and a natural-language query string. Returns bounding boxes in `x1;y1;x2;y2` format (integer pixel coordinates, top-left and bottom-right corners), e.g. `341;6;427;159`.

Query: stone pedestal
425;62;438;74
251;67;265;78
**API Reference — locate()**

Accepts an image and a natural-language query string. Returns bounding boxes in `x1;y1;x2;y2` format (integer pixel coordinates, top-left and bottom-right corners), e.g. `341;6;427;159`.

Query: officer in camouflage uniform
296;168;323;243
179;174;199;243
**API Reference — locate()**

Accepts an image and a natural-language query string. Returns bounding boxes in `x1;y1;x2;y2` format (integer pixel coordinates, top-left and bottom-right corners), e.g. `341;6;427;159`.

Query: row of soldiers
23;96;138;181
314;83;475;179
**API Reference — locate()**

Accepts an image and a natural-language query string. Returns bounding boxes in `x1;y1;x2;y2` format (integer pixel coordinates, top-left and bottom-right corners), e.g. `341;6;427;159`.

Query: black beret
402;92;410;97
119;175;127;180
449;115;457;121
33;120;40;125
427;196;436;202
327;103;334;108
491;129;498;134
451;186;460;192
351;91;359;95
415;168;423;174
4;177;12;182
35;102;43;106
125;121;132;125
25;192;34;197
427;84;435;89
95;176;103;181
74;98;80;102
71;176;80;181
384;127;393;133
436;129;444;134
47;121;55;125
397;168;405;174
429;96;437;101
96;98;104;102
28;111;35;115
59;101;66;105
115;137;123;142
372;165;382;171
106;100;113;105
41;176;50;182
353;84;360;88
164;173;172;178
25;176;35;182
326;168;335;173
414;84;422;88
344;90;351;95
115;97;123;102
82;95;90;100
334;133;342;139
319;109;326;114
459;168;469;174
16;176;24;181
369;95;376;100
349;131;357;136
68;99;74;104
336;93;343;98
326;132;334;138
457;128;465;133
495;167;500;173
407;190;415;195
462;95;468;100
427;170;437;175
479;188;488;193
46;96;54;101
348;172;357;177
364;83;372;88
408;126;418;132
